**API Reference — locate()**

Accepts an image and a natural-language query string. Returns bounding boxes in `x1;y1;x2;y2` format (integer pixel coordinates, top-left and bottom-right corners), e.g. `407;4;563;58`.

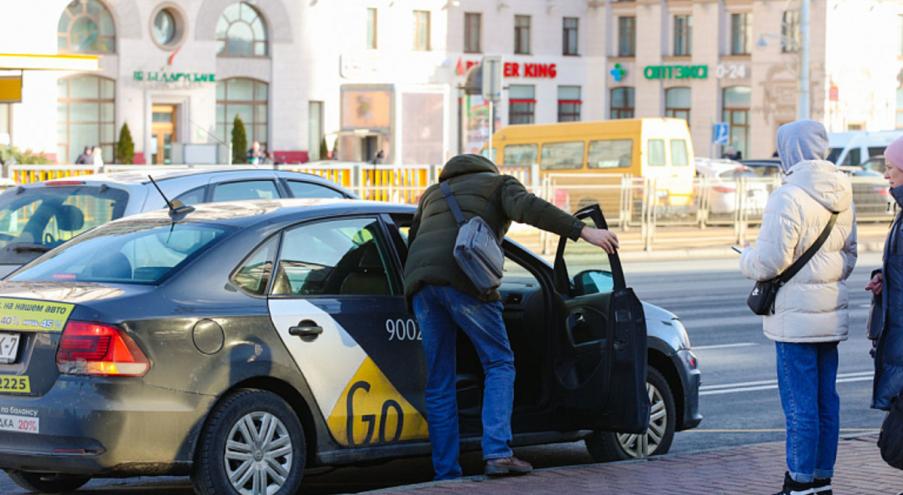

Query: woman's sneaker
772;472;816;495
812;478;832;494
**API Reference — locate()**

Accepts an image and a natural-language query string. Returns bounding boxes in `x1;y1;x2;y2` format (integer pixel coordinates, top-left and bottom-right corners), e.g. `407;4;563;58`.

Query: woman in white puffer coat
740;120;857;495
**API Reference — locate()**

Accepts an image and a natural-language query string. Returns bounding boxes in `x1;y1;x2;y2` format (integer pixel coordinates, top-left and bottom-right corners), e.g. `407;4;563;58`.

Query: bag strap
777;212;839;284
439;181;467;227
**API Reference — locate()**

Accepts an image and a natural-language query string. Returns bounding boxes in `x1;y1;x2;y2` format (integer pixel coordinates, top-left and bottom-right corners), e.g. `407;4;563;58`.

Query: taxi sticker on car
0;376;30;394
0;413;39;434
0;298;74;333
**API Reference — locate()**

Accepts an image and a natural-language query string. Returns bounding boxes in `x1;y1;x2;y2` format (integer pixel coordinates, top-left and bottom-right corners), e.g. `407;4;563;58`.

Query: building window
464;12;481;53
723;86;751;159
563;17;579;56
309;101;324;160
57;0;116;54
618;17;636;57
557;86;581;122
216;2;268;57
665;87;691;124
730;13;752;55
57;75;115;163
152;8;183;48
673;15;692;56
897;88;903;129
509;85;535;125
515;15;531;55
366;8;378;50
217;78;269;152
782;10;801;53
610;87;635;119
414;10;431;51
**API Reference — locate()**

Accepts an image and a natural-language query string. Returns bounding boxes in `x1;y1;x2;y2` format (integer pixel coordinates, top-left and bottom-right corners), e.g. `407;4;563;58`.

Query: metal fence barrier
2;162;893;252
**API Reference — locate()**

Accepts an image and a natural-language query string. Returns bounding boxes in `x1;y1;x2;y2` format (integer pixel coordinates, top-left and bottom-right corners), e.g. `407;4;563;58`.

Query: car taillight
56;321;150;377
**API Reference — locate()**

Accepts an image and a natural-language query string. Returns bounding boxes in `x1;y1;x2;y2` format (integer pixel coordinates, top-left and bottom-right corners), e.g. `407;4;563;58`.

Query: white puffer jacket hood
740;160;858;343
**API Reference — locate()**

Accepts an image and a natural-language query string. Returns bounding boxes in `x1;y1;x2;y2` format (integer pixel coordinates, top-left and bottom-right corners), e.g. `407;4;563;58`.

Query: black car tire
6;470;91;493
192;389;306;495
584;367;676;462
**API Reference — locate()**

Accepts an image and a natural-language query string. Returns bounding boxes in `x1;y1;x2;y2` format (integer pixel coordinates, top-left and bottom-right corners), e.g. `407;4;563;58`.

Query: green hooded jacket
404;154;584;302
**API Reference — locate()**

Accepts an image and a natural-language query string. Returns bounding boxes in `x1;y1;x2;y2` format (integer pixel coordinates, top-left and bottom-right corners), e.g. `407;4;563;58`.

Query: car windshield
10;220;233;285
0;185;128;264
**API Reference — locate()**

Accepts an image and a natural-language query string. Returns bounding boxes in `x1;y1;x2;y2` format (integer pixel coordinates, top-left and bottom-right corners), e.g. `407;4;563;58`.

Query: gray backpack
439;181;504;296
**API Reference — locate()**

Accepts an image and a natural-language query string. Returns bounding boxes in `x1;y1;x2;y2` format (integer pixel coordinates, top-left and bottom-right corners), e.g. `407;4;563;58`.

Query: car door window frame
280;178;348;199
268;214;403;299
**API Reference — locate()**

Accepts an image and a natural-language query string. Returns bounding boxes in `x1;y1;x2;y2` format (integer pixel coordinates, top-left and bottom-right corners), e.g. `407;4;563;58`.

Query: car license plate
0;332;20;364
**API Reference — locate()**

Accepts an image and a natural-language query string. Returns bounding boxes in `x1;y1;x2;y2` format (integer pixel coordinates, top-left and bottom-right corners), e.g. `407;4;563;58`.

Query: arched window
216;2;268;57
610;87;634;119
665;87;691;124
57;75;115;163
217;78;269;151
723;86;752;159
57;0;116;54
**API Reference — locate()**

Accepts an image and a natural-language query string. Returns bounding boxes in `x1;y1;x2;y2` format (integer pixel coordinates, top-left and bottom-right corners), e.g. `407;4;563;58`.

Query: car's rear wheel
584;367;676;462
192;389;306;495
6;470;91;493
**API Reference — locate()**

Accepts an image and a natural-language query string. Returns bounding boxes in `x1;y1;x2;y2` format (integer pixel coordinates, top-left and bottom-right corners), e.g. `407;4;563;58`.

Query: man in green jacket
404;154;618;480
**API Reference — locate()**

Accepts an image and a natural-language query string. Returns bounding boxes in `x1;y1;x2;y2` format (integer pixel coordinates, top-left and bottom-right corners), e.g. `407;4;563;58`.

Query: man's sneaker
812;478;832;494
772;472;816;495
484;456;533;477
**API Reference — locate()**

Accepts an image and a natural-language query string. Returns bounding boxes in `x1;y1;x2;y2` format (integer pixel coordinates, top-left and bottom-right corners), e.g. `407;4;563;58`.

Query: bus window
588;139;633;169
648;139;666;167
671;139;689;166
503;144;538;166
540;142;584;170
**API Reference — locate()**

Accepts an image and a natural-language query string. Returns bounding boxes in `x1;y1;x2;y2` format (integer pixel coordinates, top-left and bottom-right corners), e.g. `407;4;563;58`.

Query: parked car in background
695;158;769;214
739;159;892;216
828;130;903;166
0;169;355;278
0;178;15;193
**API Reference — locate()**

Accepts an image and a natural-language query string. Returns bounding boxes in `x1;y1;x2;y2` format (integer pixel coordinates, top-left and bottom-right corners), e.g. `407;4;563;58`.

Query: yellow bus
490;118;695;207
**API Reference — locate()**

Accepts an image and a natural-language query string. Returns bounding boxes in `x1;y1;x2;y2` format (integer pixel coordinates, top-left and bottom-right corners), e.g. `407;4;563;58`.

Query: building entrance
151;104;178;164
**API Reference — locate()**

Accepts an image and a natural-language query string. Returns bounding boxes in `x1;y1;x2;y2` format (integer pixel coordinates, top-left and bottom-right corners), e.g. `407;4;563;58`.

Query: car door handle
289;320;324;339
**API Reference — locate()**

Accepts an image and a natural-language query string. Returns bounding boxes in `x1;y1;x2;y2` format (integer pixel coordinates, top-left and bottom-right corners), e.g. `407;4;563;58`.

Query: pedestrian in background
739;120;857;495
74;146;92;165
92;146;103;167
865;136;903;412
404;154;618;481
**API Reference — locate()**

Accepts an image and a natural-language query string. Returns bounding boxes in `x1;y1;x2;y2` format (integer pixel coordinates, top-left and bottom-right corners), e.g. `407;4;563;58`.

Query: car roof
23;168;340;187
111;198;415;228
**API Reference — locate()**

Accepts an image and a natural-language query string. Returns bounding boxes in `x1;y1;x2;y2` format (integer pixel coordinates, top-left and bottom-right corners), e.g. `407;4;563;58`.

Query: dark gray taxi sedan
0;199;700;494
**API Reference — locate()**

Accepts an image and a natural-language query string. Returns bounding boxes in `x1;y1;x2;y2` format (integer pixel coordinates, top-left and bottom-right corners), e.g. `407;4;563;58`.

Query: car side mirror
573;269;614;296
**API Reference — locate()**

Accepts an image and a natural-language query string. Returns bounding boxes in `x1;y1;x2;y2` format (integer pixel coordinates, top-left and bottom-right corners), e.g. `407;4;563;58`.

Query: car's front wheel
192;389;306;495
585;367;676;462
6;470;91;493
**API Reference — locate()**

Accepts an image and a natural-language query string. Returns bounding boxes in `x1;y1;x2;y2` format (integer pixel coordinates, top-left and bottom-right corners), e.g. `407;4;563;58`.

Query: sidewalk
363;435;902;495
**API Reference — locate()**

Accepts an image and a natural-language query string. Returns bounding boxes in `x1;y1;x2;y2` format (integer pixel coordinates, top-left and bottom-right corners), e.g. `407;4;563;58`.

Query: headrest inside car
55;205;85;232
358;242;383;270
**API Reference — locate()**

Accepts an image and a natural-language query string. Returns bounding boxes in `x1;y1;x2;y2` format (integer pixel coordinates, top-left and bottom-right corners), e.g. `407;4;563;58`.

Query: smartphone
731;246;743;254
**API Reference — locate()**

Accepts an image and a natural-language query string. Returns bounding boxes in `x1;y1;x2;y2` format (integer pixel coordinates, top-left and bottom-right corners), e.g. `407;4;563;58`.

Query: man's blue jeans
775;341;840;483
412;285;516;480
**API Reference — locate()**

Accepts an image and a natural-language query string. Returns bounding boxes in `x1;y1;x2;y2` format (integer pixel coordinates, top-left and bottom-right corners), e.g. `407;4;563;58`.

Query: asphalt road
0;253;889;494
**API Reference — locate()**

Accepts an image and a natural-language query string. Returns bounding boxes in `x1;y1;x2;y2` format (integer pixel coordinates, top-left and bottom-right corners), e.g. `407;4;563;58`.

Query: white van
827;130;903;166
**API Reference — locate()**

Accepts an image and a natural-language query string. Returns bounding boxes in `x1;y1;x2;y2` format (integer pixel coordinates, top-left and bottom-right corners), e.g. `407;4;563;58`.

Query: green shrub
231;116;247;165
116;123;135;164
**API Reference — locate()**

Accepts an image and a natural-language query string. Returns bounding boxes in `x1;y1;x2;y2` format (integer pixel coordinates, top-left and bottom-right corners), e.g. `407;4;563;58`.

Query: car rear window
10;220;232;284
0;185;128;264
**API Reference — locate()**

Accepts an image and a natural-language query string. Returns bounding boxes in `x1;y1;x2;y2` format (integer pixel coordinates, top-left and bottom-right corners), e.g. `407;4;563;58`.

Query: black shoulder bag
747;212;838;316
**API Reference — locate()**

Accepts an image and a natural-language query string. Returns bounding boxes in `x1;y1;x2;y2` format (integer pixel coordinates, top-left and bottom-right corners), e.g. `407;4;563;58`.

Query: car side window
211;180;280;202
272;217;395;297
285;180;345;199
175;186;206;206
231;236;279;296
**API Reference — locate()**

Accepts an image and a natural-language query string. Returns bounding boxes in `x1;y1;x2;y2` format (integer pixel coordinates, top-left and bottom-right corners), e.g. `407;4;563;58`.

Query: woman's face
885;161;903;188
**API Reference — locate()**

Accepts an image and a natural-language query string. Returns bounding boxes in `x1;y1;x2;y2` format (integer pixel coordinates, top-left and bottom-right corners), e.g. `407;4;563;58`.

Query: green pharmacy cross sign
643;65;708;80
133;71;216;83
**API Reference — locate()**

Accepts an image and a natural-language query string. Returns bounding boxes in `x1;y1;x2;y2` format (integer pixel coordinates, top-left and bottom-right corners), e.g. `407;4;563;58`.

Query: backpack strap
777;212;839;284
439;181;467;227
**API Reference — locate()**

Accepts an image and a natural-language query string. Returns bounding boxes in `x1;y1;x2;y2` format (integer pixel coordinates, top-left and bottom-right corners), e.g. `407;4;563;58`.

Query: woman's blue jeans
413;285;516;480
775;341;840;483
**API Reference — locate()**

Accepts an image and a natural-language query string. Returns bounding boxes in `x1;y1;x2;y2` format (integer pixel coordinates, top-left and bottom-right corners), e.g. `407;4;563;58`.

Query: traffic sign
481;56;503;102
712;122;730;145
